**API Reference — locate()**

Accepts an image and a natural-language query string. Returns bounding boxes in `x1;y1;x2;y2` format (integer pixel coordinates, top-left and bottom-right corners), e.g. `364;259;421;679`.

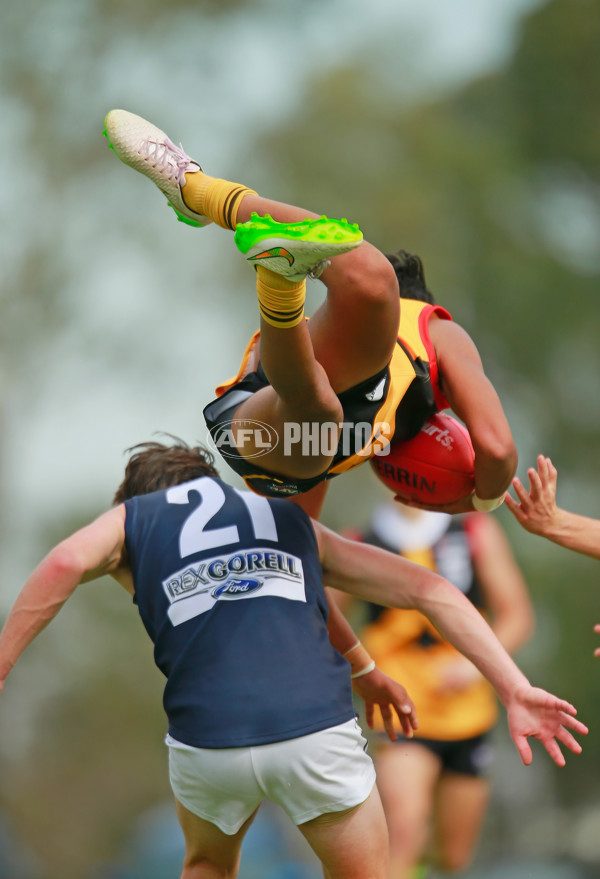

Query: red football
370;413;475;506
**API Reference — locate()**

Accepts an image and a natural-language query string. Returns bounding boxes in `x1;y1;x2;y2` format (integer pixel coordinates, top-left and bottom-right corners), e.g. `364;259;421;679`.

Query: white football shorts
166;717;376;835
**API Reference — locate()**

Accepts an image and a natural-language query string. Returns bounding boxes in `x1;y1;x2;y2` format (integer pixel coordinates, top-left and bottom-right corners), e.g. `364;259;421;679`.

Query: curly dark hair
386;249;435;304
113;436;220;504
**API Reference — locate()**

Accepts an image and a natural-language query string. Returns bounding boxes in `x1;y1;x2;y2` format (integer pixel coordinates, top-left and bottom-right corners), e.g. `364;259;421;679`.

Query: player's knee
341;248;399;310
314;388;344;425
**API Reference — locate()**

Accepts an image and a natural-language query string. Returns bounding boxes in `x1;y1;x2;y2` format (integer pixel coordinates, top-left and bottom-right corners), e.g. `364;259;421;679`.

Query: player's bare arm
506;455;600;560
313;519;587;767
506;456;600;658
436;513;535;693
0;506;129;689
430;318;517;504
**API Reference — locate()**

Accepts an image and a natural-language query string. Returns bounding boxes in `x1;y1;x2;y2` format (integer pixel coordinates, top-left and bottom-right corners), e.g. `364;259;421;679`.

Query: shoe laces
308;259;331;280
139;136;192;186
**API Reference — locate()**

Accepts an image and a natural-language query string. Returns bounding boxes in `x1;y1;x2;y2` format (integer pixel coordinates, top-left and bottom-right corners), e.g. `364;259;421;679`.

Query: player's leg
257;719;385;877
167;739;265;878
232;195;401;393
432;772;490;873
174;797;258;879
162;144;399;393
231;311;346;479
104;111;356;477
104;110;399;398
190;182;398;478
298;788;389;879
226;237;399;478
375;741;441;878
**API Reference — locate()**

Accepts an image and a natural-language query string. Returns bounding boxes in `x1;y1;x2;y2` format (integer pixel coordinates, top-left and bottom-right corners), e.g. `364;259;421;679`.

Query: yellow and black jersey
357;508;499;740
203;300;452;497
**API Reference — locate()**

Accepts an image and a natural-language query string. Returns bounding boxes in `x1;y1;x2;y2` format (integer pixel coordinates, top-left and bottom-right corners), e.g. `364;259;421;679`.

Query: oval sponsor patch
211;578;263;599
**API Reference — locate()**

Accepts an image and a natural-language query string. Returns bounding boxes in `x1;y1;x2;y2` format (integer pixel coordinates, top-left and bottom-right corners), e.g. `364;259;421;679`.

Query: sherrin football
370;413;475;506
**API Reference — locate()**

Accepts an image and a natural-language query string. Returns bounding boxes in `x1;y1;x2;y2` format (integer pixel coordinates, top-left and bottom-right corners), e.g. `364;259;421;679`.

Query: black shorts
393;732;495;778
203;363;394;498
203;348;437;498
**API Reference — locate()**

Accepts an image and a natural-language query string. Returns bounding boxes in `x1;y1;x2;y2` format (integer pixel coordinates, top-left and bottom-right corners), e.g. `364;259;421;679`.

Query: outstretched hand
505;455;558;536
352;667;419;741
506;685;588;767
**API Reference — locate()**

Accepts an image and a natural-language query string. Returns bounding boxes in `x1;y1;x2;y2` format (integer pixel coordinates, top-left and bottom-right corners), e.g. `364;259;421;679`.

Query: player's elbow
474;429;518;480
46;543;87;583
410;569;448;612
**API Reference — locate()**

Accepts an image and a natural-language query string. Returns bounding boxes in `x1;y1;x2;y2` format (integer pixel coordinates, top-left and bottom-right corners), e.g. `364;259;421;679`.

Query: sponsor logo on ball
421;421;454;449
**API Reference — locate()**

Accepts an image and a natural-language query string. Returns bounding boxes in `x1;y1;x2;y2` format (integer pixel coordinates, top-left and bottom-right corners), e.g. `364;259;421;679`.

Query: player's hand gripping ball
371;413;475;506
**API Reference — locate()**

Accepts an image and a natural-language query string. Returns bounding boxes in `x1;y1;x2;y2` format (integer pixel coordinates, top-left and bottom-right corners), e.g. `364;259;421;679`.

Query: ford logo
212;578;263;599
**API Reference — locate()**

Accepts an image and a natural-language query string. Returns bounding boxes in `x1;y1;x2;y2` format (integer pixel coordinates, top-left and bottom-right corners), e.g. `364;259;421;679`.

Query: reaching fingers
398;714;413;740
548;695;577;715
555;725;583;755
527;467;543;499
534;691;587;731
364;701;374;730
510;477;530;508
391;702;418;740
514;735;533;766
511;689;587;766
543;456;558;489
399;703;418;738
559;712;588;736
379;705;397;742
542;737;566;768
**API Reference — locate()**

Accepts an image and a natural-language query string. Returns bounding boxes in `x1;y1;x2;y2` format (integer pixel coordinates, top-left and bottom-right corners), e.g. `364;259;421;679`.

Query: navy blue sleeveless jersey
124;477;355;748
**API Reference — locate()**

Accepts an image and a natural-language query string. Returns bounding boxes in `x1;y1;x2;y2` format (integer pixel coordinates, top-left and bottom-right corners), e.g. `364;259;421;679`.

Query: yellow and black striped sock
256;266;306;328
182;173;256;230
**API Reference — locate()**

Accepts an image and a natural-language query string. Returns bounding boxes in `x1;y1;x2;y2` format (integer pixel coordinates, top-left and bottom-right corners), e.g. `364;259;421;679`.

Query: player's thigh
298;787;389;879
433;772;490;870
233;386;342;479
309;242;400;392
175;796;258;875
375;740;441;845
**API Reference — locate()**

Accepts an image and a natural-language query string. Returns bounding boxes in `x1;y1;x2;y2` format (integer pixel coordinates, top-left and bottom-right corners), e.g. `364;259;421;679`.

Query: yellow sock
256;266;306;328
182;172;256;230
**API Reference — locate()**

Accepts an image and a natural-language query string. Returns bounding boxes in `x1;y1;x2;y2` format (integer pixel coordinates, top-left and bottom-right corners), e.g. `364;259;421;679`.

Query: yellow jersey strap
398;299;452;411
214;329;261;398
